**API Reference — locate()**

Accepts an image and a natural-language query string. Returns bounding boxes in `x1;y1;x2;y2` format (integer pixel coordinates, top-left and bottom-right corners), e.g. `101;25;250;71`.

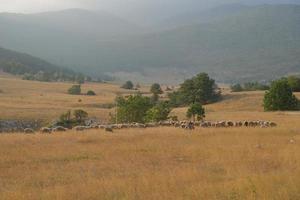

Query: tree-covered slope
1;5;300;83
0;47;86;82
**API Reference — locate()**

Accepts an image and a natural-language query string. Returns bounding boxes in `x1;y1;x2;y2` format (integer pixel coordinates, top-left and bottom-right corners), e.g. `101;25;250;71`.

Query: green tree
121;81;134;90
287;76;300;92
169;73;220;106
150;83;163;95
73;109;88;122
68;85;81;95
264;78;299;111
145;101;171;122
114;94;152;123
231;84;243;92
186;103;205;121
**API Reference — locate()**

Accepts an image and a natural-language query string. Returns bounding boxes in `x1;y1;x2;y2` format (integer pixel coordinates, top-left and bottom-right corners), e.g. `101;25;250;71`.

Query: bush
86;90;96;96
169;73;221;106
68;85;81;95
186;103;206;121
145;101;171;122
264;78;299;111
121;81;134;90
56;109;89;128
231;82;269;92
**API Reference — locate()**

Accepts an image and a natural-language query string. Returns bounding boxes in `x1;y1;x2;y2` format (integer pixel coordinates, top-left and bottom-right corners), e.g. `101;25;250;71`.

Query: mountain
0;46;88;82
0;9;144;71
1;5;300;83
74;4;300;83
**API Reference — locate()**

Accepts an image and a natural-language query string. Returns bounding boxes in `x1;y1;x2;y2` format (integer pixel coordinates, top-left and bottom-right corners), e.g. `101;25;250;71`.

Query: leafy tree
73;109;89;122
186;103;205;121
230;84;243;92
121;81;134;90
86;90;96;96
264;78;299;111
150;83;163;95
68;85;81;95
287;76;300;92
145;101;171;122
114;94;152;123
169;73;220;106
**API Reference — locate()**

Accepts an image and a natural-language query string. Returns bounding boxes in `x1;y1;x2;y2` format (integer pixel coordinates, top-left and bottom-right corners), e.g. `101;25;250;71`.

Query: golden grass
0;77;149;122
1;125;300;200
1;77;300;199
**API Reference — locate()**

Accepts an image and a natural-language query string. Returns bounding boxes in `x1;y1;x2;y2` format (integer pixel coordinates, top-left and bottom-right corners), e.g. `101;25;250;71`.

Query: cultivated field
1;76;300;199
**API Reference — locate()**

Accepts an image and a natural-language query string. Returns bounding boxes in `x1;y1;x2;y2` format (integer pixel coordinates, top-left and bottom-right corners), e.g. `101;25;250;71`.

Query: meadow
1;76;300;199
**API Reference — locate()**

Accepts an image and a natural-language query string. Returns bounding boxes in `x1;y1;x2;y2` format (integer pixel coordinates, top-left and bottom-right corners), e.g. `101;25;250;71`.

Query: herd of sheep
21;120;277;134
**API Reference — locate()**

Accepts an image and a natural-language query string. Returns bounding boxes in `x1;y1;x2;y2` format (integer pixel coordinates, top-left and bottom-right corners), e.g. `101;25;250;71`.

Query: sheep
40;127;52;134
73;126;88;131
24;128;35;134
52;126;67;132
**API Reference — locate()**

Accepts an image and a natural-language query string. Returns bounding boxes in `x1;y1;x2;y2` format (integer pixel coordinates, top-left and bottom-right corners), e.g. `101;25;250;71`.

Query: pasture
1;76;300;199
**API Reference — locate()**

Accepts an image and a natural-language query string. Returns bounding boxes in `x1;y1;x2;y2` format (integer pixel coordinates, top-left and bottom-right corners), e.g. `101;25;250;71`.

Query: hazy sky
0;0;239;13
1;0;299;16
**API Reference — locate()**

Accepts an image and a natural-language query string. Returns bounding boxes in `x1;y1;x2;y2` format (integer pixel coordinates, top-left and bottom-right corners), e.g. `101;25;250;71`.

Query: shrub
264;78;299;111
56;109;89;128
86;90;96;96
68;85;81;95
121;81;134;90
186;103;206;121
231;82;269;92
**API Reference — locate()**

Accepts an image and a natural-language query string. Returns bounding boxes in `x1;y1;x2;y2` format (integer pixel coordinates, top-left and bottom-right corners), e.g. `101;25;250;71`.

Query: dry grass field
0;76;149;122
1;76;300;199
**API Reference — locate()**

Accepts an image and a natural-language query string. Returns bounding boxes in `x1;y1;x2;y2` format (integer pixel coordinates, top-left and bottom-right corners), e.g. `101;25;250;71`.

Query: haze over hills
0;46;94;82
0;3;300;83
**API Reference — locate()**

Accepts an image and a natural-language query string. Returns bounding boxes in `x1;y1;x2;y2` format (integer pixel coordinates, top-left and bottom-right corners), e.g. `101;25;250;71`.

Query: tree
231;84;243;92
145;101;171;122
150;83;163;95
86;90;96;96
287;76;300;92
264;78;299;111
114;94;152;123
68;85;81;95
121;81;134;90
169;73;220;106
186;103;205;121
73;109;88;122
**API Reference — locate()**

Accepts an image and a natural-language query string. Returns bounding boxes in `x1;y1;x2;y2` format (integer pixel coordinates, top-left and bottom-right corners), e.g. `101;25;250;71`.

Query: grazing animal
73;126;87;131
24;128;35;134
40;127;52;134
52;126;67;132
105;127;113;132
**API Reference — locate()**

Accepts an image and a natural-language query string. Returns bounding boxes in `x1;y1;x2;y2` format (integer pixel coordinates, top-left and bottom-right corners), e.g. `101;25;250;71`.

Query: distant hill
1;5;300;83
0;47;90;82
0;9;144;72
